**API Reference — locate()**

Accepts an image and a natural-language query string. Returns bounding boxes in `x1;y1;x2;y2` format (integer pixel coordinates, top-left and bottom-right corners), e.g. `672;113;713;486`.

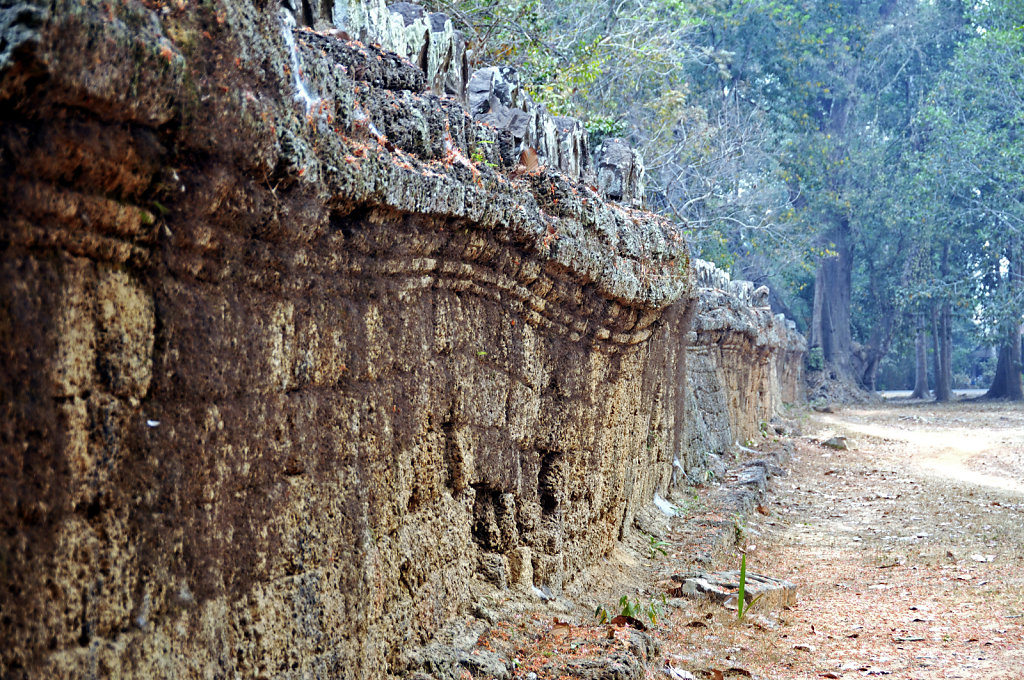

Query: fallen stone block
822;435;849;450
552;654;645;680
670;570;797;609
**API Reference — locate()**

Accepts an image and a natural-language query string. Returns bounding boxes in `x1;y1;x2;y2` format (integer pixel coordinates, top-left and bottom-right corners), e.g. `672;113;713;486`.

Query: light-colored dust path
816;405;1024;495
658;400;1024;679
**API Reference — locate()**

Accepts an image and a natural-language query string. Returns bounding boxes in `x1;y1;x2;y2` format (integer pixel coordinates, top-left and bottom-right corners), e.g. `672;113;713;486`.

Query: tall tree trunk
986;248;1023;400
930;302;954;401
861;353;881;392
910;318;929;399
985;324;1023;400
936;300;953;401
810;219;854;379
933;244;953;402
930;304;940;398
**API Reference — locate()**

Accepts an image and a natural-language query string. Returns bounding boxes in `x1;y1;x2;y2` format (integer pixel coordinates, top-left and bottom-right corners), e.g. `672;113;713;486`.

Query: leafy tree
692;0;968;386
911;6;1024;399
427;0;1020;399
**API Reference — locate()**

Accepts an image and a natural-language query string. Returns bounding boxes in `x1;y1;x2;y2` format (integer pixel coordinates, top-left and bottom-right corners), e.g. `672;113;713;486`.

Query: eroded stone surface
679;259;806;485
465;66;593;183
595;138;645;208
334;0;468;100
0;1;802;678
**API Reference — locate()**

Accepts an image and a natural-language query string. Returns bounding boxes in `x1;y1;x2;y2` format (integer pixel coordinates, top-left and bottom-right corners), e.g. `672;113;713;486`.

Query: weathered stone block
95;267;154;399
595;138;645;208
478;552;509;588
508;546;534;588
672;570;798;610
52;257;97;397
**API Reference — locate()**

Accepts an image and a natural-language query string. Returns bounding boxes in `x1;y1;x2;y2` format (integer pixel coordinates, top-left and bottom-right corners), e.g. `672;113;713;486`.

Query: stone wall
0;1;801;678
679;259;806;481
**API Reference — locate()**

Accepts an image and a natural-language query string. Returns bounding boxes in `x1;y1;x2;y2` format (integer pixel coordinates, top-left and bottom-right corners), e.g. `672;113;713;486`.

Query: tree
429;0;1018;402
912;4;1024;400
909;318;929;398
685;0;968;387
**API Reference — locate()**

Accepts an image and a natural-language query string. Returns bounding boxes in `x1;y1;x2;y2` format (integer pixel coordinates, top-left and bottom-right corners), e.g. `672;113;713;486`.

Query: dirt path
656;400;1024;679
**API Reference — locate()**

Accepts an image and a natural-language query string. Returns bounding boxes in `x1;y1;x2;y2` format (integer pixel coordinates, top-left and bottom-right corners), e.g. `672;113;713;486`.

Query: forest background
422;0;1024;400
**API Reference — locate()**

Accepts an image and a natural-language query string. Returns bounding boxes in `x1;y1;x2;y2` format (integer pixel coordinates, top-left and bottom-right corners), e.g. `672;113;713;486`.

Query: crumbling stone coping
285;25;692;312
689;258;806;354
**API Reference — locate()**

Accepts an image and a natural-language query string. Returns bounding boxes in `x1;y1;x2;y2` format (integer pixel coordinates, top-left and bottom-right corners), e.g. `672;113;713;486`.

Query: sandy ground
731;398;1024;680
480;399;1024;679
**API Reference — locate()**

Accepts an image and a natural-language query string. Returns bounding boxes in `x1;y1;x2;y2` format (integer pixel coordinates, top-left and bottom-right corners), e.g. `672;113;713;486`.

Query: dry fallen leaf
518;147;540;173
608;614;646;631
696;669;724;680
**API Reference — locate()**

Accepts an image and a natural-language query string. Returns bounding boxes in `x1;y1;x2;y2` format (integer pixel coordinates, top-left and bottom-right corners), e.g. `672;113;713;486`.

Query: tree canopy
428;0;1024;399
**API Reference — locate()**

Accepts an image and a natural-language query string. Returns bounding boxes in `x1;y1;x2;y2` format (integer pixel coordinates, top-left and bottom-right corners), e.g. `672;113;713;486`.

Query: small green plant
759;421;771;438
647;535;670;559
736;552;765;621
470;141;497;168
595;594;665;626
584;113;628;148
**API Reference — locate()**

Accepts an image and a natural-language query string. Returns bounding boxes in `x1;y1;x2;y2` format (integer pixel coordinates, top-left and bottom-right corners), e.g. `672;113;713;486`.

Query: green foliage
907;2;1024;350
522;37;605;116
807;346;824;371
647;535;670;559
595;595;665;626
583;114;628;149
